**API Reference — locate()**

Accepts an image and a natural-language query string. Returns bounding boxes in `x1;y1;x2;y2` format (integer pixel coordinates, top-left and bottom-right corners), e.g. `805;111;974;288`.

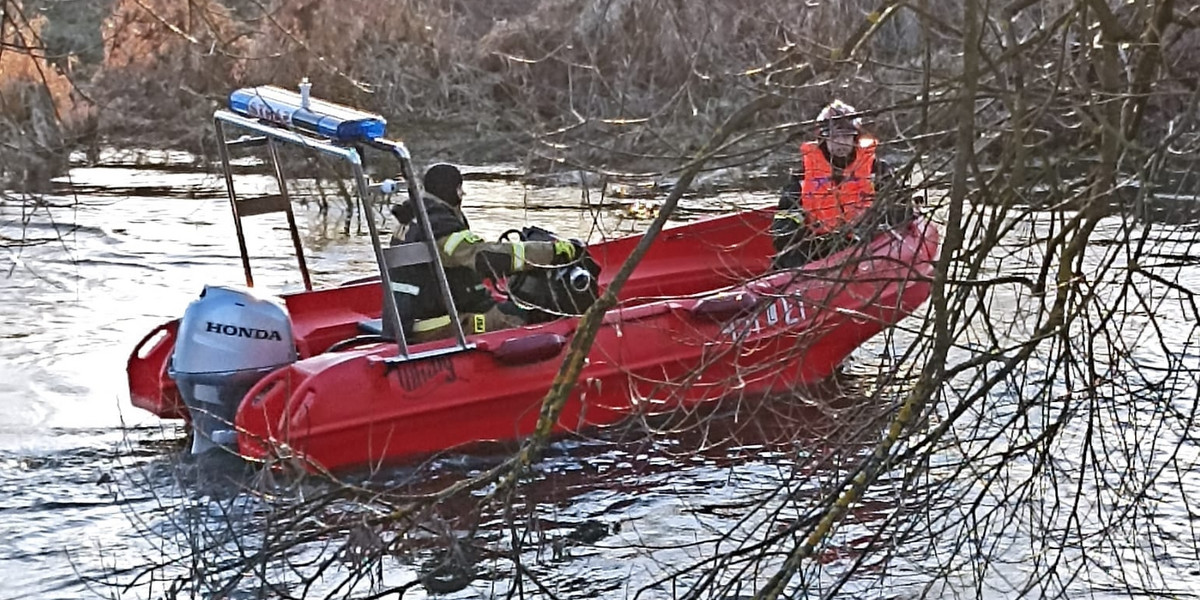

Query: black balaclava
423;163;464;207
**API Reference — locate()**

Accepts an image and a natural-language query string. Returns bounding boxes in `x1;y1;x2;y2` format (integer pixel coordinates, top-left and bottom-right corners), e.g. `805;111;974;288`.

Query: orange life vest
799;139;876;235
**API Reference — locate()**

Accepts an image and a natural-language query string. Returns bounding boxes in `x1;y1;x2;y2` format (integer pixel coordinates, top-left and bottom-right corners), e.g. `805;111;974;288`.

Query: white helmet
816;100;862;137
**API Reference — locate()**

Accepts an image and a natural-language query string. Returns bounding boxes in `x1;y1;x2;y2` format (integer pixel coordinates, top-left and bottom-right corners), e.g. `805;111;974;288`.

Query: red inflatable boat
125;86;939;472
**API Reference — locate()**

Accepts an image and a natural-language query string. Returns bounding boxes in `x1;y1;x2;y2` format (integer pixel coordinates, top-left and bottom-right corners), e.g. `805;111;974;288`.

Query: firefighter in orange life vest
771;100;910;268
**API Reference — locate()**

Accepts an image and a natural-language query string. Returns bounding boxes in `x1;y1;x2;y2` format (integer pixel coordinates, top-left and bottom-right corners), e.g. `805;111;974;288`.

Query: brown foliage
82;0;928;165
89;0;245;151
0;0;87;190
4;0;1200;182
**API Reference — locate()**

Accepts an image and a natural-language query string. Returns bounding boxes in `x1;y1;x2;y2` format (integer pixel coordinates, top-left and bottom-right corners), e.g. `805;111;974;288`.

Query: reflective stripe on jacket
391;193;494;329
799;139;876;235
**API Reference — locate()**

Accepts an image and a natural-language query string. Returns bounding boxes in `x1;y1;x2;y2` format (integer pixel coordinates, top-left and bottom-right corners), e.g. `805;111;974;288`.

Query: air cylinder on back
169;285;296;455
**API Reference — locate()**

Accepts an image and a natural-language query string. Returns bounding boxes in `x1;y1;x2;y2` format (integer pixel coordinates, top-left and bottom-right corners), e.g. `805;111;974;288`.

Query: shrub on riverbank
0;3;91;191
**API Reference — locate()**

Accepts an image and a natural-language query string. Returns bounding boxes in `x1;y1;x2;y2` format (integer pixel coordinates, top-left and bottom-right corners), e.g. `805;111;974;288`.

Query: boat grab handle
486;333;567;365
130;319;178;361
688;292;761;321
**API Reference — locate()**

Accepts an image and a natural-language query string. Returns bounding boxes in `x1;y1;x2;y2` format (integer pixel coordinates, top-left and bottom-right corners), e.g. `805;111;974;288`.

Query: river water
1;159;1197;599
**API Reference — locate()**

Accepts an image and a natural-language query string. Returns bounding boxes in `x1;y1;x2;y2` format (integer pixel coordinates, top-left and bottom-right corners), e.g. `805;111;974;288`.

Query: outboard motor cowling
169;285;296;455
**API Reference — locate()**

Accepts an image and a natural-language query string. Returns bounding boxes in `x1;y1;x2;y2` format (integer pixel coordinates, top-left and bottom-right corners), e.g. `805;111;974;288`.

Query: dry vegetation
3;0;1190;183
0;1;90;190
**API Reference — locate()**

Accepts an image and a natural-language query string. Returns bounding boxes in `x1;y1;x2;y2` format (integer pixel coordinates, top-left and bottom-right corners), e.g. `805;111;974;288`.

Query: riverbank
46;143;796;202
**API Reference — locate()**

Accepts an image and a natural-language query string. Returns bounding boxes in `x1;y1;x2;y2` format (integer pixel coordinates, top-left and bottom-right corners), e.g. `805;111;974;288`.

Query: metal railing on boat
211;90;471;360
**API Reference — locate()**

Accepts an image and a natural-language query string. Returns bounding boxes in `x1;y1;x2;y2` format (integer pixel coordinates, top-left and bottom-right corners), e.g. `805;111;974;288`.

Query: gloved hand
390;201;414;224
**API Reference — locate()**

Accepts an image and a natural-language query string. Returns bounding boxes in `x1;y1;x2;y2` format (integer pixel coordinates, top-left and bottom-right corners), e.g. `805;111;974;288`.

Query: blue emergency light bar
228;85;387;143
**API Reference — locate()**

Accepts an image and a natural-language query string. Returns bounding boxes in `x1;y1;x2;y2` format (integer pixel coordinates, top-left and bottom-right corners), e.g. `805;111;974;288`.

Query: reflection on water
45;383;891;600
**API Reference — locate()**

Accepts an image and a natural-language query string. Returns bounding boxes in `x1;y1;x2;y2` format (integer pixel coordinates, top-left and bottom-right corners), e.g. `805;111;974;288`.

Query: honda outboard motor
169;285;296;455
